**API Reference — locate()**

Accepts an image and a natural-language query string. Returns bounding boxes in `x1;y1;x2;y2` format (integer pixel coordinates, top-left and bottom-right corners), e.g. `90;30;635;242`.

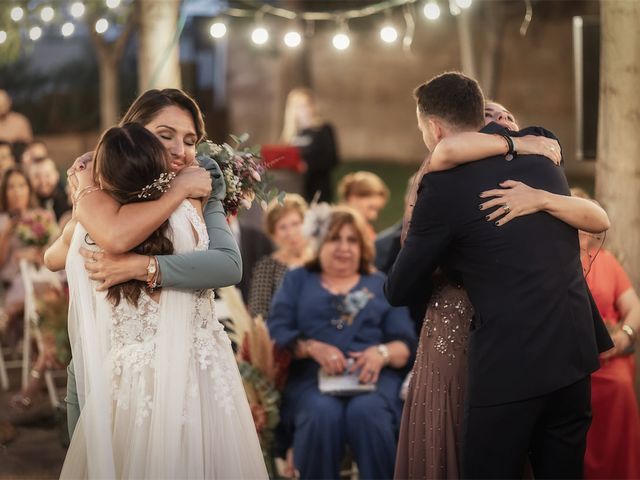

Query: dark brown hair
305;206;375;275
92;123;174;307
120;88;206;143
0;167;38;212
414;71;485;130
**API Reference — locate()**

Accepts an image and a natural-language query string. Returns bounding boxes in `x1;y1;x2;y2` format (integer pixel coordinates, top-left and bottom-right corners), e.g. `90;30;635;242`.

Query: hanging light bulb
10;6;24;22
106;0;121;8
41;6;55;23
70;2;86;18
209;21;227;39
0;31;7;44
95;18;109;34
332;32;350;51
380;25;399;43
61;22;75;37
283;31;302;48
29;26;43;41
251;26;269;45
456;0;472;9
423;1;441;20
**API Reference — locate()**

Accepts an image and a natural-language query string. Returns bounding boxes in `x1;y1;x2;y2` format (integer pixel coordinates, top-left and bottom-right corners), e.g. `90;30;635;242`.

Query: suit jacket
386;122;612;407
375;222;402;274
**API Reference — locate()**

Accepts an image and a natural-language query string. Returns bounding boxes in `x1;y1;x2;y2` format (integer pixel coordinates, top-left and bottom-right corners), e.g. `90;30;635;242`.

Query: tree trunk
595;0;640;290
138;0;182;91
98;56;120;131
457;11;477;79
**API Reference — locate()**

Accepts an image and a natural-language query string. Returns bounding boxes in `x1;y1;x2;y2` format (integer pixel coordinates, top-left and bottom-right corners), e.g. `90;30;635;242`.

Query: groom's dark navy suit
386;123;612;478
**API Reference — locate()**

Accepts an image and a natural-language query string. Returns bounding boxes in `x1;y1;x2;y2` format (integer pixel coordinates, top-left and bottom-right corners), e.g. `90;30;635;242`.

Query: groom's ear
427;118;444;142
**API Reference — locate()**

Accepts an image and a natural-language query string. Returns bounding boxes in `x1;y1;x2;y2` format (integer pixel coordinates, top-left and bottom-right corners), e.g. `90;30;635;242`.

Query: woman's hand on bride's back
513;135;562;165
174;166;211;200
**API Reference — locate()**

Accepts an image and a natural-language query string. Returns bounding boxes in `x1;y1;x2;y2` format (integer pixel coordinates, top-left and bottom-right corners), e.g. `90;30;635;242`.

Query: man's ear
428;118;444;143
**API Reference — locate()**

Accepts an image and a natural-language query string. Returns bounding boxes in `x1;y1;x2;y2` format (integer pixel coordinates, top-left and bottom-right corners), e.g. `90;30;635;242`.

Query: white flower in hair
137;172;176;199
302;201;333;251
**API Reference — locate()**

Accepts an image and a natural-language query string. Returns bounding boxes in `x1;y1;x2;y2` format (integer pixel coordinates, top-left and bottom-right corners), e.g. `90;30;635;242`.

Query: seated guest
0;90;33;145
0;168;56;345
338;171;389;241
0;141;16;178
248;194;310;320
20;140;48;170
375;173;417;274
573;188;640;479
230;216;274;302
269;206;417;479
28;156;71;221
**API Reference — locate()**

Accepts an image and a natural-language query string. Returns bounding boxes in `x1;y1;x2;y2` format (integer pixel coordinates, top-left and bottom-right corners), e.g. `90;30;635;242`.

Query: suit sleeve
385;176;452;306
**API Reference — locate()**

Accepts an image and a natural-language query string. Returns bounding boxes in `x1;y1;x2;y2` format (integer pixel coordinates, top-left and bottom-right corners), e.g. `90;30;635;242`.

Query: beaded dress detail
395;273;474;479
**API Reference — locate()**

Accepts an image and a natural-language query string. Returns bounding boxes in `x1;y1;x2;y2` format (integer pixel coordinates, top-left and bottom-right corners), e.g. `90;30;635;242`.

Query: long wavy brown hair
92;123;174;307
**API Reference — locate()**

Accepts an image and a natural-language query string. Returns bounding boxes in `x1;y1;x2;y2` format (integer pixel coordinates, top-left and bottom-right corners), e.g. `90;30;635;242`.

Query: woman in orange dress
574;190;640;479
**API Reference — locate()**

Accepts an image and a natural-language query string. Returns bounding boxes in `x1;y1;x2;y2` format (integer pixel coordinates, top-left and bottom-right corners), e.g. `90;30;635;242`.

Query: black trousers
462;376;592;479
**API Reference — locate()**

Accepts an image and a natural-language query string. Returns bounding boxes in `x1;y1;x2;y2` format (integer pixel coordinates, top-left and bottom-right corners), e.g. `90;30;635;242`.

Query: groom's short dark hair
414;72;485;130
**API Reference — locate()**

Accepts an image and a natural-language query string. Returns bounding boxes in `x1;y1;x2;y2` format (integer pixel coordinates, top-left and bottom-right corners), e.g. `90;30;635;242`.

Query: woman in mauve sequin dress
394;102;611;479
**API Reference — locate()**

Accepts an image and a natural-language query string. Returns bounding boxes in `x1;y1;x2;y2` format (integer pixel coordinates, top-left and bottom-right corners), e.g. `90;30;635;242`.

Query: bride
52;123;267;478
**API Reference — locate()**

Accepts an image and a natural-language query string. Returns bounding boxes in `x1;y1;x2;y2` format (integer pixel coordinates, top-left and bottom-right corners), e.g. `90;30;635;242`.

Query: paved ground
0;370;67;480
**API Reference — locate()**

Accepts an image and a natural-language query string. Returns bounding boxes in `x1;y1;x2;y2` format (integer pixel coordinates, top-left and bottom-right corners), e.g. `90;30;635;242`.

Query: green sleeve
156;197;242;290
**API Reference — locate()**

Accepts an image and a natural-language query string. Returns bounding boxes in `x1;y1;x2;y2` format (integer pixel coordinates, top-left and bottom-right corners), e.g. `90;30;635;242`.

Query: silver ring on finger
503;204;510;213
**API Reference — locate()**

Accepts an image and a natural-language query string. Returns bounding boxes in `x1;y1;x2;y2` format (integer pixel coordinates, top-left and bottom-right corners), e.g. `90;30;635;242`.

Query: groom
385;72;613;478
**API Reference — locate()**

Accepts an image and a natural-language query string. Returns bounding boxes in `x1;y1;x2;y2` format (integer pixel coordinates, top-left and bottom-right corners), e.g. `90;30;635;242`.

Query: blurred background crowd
1;0;640;478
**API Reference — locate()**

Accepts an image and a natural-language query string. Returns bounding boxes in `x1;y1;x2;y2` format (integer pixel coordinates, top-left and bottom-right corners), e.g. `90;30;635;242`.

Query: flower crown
137;172;176;199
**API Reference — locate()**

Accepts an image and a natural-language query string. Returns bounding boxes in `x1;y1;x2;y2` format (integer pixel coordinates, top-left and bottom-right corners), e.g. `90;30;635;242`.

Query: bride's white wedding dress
60;201;267;479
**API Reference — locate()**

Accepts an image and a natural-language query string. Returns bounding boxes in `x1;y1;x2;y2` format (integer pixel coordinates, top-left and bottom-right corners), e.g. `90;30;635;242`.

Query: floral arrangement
331;287;374;330
16;210;59;247
197;134;284;216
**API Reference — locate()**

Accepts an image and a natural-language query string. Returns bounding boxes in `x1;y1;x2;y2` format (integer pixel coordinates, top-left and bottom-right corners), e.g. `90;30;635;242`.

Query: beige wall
226;2;598;178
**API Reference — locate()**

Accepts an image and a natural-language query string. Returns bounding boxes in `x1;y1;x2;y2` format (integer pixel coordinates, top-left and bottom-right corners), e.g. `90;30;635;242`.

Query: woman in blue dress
269;206;417;479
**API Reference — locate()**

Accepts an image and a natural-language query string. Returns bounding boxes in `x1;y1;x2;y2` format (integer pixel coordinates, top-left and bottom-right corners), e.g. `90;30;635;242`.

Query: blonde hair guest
338;171;389;240
281;88;339;203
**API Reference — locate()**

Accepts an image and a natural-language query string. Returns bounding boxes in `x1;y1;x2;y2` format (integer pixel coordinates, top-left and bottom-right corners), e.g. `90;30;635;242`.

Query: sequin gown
394;275;473;479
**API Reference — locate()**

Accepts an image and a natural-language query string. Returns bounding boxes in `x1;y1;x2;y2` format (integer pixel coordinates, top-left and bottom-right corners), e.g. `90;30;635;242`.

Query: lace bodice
109;201;239;424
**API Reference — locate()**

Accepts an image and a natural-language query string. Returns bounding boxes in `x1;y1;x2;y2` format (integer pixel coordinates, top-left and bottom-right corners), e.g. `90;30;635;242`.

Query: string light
251;26;269;45
332;32;350;50
95;18;109;34
29;26;43;41
10;7;24;22
61;22;75;37
70;2;86;18
106;0;121;8
455;0;472;9
209;21;227;39
0;31;7;44
40;6;55;23
283;31;302;48
423;1;441;20
380;25;398;43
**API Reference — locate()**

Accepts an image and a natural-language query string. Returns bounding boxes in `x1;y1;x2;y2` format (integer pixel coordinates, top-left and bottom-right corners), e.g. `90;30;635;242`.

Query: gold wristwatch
377;344;390;366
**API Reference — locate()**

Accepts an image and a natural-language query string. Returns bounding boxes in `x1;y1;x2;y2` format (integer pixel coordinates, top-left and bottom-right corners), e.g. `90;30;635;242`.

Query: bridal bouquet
16;210;59;247
197;134;284;216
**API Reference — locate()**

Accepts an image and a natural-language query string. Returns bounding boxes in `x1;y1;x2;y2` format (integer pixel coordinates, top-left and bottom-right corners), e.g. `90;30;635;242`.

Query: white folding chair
19;259;65;408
